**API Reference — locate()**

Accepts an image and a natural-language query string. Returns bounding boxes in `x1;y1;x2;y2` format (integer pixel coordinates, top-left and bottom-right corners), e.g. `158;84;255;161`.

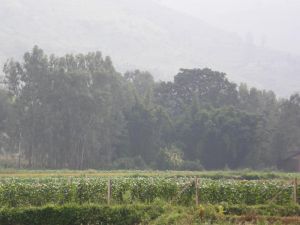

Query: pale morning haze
1;0;300;96
157;0;300;55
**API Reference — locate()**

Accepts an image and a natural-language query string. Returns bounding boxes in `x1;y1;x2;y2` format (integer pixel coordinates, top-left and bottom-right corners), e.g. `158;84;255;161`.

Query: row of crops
0;177;298;207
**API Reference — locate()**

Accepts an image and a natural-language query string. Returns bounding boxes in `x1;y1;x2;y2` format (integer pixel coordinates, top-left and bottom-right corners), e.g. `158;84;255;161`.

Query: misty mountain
0;0;299;96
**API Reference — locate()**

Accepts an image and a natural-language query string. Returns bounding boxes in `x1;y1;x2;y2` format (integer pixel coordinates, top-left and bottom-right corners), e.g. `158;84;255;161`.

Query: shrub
180;160;204;171
155;145;184;170
0;204;163;225
112;156;147;170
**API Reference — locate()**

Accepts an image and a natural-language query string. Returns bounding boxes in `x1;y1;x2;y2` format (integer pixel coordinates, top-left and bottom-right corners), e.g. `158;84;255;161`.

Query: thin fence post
293;178;298;204
198;177;200;204
195;177;199;206
107;179;112;205
151;177;154;185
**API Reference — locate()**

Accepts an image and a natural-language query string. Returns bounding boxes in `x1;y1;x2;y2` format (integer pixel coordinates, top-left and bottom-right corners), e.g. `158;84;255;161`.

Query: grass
0;169;299;180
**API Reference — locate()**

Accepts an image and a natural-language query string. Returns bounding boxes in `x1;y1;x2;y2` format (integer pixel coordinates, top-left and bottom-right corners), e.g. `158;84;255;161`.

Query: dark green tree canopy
0;46;298;170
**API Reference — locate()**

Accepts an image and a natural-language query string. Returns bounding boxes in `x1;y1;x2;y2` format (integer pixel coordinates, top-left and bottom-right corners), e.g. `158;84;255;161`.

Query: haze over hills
0;0;299;96
157;0;300;55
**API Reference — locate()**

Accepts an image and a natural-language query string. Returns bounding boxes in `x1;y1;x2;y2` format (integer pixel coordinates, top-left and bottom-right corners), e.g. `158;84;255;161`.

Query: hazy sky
0;0;299;95
156;0;300;55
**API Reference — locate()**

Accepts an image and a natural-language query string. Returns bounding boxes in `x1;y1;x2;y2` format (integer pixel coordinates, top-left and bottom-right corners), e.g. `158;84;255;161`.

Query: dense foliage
0;177;297;207
0;46;299;170
0;204;163;225
0;202;300;225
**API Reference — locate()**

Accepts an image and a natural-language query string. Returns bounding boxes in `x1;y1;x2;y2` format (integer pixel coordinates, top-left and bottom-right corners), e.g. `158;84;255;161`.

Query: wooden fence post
198;177;200;204
151;177;154;185
107;179;112;205
195;177;199;206
293;178;298;204
68;177;72;185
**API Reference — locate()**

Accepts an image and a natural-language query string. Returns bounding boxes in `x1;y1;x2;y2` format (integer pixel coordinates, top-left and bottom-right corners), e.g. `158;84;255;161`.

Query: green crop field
0;170;300;225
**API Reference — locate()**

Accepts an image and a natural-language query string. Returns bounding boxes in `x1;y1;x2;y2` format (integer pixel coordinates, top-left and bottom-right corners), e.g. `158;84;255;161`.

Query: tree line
0;46;299;170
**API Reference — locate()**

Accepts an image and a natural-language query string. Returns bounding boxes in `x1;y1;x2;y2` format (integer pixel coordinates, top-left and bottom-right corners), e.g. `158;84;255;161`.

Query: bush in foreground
0;204;163;225
0;203;300;225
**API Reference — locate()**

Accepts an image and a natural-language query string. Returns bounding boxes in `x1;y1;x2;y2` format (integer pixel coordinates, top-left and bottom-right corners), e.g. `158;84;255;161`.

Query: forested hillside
0;46;299;170
1;0;300;96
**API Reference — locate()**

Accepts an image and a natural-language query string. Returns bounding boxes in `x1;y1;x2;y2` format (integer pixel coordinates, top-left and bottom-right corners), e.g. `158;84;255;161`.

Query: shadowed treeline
0;46;299;170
